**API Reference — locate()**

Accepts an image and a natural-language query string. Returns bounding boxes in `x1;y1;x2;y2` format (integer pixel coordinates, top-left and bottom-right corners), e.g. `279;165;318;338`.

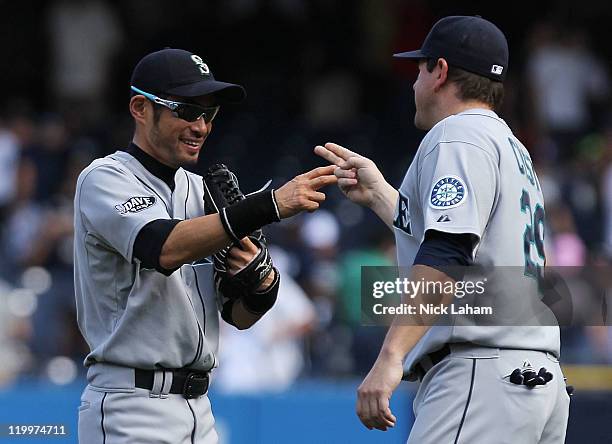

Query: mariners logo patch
115;196;156;215
430;176;467;209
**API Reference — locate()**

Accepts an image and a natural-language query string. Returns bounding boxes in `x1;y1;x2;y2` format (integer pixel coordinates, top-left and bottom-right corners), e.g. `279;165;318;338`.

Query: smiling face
132;94;218;168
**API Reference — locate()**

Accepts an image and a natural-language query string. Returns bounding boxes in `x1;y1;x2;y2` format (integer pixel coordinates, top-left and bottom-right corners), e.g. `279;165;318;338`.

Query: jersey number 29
510;136;546;279
520;189;545;278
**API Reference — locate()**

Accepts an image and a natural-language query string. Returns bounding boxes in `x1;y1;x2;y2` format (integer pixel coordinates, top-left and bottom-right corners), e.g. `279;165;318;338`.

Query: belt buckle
182;372;209;399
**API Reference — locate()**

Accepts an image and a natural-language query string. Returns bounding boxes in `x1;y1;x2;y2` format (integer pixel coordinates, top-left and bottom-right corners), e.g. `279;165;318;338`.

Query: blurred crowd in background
0;0;611;391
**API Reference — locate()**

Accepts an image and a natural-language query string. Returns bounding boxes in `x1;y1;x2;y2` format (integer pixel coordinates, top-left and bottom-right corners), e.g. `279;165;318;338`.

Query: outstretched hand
273;165;338;218
314;143;387;209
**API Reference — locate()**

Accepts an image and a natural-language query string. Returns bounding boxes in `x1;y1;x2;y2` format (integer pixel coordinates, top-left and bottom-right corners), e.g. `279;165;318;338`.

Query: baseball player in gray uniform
74;48;337;443
316;16;570;444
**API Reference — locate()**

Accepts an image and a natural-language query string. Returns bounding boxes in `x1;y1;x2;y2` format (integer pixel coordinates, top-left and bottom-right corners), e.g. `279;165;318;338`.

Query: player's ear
129;95;149;125
433;58;449;92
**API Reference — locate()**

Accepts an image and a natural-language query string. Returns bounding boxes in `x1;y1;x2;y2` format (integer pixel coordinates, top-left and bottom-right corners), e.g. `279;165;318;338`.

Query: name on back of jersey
509;137;540;191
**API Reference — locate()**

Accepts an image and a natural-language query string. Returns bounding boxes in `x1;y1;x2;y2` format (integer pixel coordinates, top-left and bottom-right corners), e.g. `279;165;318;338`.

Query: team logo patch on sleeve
115;196;156;214
429;176;467;209
393;191;412;235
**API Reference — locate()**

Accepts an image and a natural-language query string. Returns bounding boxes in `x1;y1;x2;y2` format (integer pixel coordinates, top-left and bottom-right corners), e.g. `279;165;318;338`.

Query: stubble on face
149;118;185;168
148;109;205;168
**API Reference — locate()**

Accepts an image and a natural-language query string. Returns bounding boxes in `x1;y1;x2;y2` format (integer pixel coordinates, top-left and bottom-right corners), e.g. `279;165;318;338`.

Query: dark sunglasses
131;86;220;123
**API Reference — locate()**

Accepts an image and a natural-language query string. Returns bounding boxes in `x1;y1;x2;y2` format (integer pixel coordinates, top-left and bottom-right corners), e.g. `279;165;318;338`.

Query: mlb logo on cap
491;65;504;75
393;16;509;82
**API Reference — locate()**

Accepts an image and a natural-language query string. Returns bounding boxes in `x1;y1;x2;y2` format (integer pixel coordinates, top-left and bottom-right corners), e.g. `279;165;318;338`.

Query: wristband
220;190;280;243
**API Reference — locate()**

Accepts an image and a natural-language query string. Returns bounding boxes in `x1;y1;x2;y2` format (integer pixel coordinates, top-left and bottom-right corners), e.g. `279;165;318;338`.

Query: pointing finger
304;165;336;179
310;174;338;190
314;145;344;166
324;142;358;160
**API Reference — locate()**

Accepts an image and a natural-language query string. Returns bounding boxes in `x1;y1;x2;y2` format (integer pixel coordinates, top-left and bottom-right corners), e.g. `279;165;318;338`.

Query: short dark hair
130;90;164;125
426;58;504;110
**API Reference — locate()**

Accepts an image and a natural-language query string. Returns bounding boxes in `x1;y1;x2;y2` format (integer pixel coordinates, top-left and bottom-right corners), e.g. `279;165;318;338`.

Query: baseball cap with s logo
130;48;246;103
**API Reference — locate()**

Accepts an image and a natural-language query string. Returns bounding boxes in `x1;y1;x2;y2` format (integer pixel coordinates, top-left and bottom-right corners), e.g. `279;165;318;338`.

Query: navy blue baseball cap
394;16;509;82
130;48;246;103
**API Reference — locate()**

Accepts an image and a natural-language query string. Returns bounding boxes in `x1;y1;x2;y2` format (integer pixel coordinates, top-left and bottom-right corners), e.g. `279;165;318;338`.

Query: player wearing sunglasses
130;86;220;124
74;48;337;443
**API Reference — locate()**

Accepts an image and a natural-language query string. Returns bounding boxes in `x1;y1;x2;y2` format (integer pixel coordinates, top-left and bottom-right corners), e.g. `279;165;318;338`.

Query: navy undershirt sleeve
133;219;182;275
413;230;476;280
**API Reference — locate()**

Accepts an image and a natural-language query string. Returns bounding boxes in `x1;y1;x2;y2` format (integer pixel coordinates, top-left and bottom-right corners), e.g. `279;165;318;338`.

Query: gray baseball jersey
392;108;560;378
74;150;220;372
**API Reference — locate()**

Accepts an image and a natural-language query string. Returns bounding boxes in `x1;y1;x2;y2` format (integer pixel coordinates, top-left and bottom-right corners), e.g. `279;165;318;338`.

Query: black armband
241;268;280;314
133;219;182;275
220;190;280;243
413;230;476;280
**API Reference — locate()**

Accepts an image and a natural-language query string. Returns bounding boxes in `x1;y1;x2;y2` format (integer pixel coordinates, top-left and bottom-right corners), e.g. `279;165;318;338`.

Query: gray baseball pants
407;345;570;444
78;367;218;444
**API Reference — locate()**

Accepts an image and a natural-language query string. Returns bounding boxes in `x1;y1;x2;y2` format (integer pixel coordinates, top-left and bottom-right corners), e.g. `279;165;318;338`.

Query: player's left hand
356;353;403;431
226;237;259;273
226;237;275;291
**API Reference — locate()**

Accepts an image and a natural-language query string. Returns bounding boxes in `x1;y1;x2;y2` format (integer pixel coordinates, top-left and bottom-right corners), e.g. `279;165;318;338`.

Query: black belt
135;369;210;399
414;344;452;381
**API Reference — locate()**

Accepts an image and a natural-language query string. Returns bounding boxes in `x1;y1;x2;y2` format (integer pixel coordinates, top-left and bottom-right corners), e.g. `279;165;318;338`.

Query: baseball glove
203;164;275;298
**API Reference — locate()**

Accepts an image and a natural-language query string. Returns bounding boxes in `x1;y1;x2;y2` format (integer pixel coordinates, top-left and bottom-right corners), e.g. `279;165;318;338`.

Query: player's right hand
274;165;338;218
314;142;386;209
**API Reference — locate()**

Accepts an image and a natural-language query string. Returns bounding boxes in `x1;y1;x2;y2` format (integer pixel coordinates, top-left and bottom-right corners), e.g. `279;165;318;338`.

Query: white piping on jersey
246;179;272;196
179;266;207;369
202;179;220;213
